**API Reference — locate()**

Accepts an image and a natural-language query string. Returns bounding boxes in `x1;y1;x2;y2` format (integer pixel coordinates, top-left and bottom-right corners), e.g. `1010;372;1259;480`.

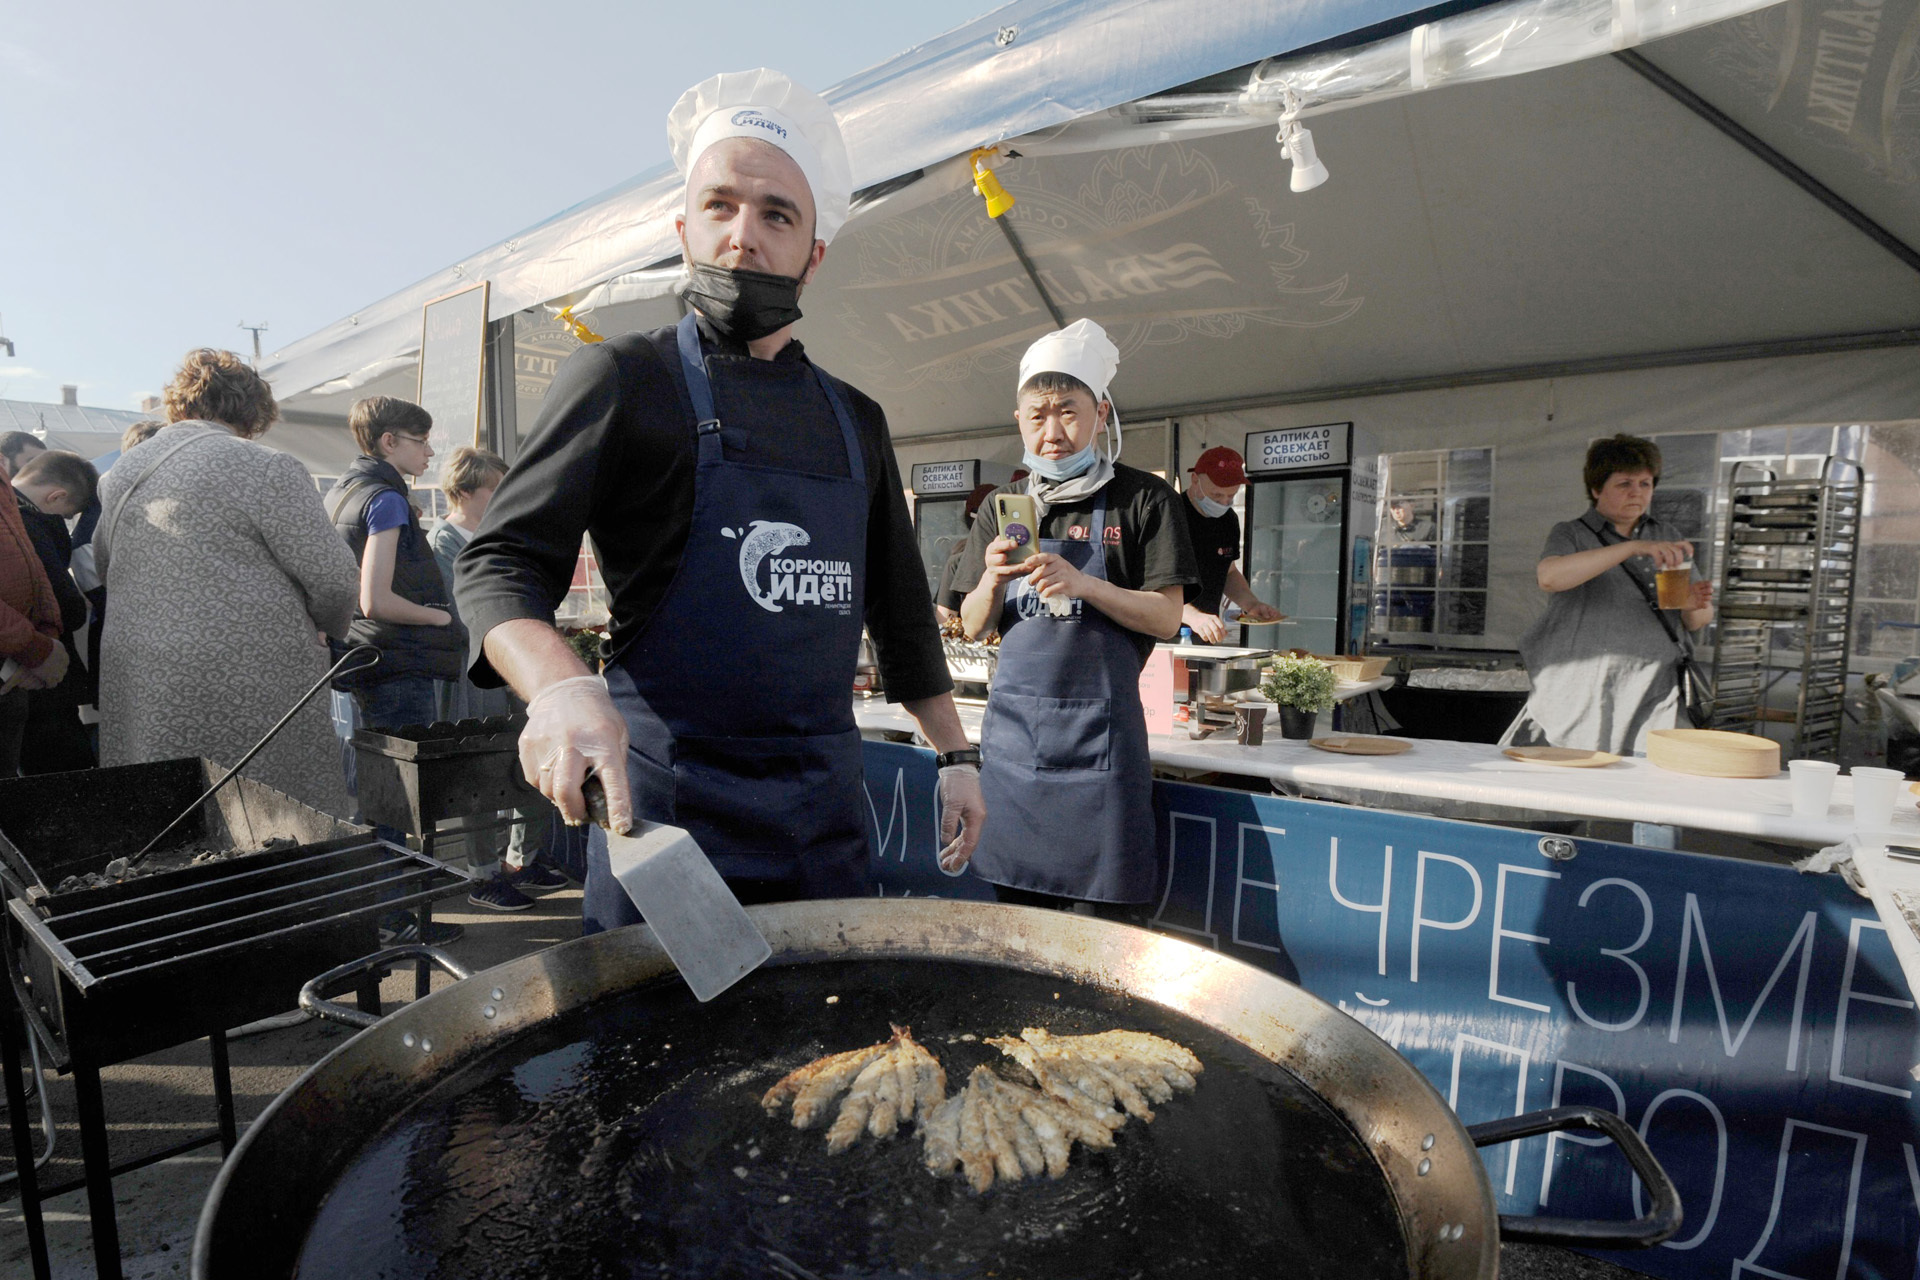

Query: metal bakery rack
1706;457;1862;760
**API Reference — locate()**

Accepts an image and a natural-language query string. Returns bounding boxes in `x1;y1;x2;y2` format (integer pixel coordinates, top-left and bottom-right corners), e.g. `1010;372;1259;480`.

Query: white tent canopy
265;0;1920;418
264;0;1920;648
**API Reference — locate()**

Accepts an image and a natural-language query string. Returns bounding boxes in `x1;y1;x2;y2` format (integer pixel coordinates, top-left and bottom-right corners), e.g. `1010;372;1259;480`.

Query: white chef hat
1018;319;1120;404
667;69;853;245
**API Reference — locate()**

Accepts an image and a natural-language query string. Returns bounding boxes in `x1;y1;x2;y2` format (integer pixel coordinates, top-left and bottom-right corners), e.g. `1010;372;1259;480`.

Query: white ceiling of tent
789;46;1920;438
1639;0;1920;253
269;0;1920;453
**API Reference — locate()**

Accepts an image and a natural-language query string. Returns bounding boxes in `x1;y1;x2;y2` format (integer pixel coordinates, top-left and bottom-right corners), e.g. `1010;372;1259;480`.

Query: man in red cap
1181;446;1284;643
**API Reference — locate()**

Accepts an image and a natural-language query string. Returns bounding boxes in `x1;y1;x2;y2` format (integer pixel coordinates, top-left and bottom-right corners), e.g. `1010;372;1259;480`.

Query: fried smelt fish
764;1041;892;1128
765;1026;950;1155
1014;1027;1202;1122
986;1035;1127;1130
921;1094;964;1176
957;1074;996;1193
981;1073;1048;1178
826;1048;898;1153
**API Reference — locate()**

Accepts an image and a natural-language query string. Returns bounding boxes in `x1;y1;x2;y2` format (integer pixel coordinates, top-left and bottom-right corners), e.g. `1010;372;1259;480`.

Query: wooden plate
1309;736;1412;756
1502;746;1622;768
1646;728;1781;778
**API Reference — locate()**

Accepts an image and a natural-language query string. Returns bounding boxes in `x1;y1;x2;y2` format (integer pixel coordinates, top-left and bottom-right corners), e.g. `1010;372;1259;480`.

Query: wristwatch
936;748;982;769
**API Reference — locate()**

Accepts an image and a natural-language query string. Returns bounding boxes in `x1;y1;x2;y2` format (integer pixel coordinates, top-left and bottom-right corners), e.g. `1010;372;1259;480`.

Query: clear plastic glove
518;674;631;831
936;763;985;873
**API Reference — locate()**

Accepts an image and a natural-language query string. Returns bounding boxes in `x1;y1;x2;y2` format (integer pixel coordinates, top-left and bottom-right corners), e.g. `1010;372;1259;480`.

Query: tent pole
992;217;1069;329
1614;50;1920;278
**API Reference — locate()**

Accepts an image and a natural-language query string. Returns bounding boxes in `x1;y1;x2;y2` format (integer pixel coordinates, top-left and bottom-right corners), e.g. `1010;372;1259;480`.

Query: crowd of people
0;350;572;935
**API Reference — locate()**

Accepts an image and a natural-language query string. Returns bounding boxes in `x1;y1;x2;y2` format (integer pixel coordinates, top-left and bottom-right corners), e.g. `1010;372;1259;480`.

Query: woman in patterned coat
95;349;360;815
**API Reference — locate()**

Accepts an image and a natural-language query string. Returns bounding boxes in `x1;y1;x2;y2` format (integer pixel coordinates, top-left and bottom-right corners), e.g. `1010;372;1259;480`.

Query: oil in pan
293;959;1410;1280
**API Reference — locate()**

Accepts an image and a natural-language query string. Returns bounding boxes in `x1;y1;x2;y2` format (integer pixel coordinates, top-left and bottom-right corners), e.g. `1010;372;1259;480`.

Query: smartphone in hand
994;493;1039;565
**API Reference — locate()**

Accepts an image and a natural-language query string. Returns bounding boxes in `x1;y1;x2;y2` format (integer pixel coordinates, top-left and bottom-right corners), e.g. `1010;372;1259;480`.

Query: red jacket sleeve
0;499;61;667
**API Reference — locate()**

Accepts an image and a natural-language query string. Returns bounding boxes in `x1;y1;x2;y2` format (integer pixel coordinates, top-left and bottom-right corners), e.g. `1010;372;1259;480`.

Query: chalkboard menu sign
416;281;490;485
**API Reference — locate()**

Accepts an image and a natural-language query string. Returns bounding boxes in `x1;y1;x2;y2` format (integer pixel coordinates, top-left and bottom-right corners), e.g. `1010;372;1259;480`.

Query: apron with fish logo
969;491;1158;903
584;313;870;934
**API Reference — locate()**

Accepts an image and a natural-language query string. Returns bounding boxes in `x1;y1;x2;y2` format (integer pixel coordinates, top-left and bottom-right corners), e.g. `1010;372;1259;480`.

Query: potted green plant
1259;656;1336;740
562;626;609;673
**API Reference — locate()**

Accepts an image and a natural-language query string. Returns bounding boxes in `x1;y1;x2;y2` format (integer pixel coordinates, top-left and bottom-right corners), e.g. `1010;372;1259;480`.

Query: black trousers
989;882;1145;924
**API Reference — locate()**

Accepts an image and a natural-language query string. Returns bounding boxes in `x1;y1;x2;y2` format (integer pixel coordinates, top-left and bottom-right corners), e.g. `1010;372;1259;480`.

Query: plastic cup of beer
1849;766;1907;831
1787;759;1840;818
1655;561;1694;610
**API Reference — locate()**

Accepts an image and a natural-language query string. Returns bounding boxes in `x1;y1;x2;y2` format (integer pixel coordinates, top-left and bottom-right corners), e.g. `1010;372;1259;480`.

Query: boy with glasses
325;396;468;943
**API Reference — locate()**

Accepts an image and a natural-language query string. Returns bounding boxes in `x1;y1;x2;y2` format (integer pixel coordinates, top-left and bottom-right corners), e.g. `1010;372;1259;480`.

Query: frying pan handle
1467;1105;1683;1248
298;945;473;1029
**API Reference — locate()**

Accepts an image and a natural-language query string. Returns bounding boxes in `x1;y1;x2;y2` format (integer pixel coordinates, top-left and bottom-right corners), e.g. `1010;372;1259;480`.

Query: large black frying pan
194;900;1678;1279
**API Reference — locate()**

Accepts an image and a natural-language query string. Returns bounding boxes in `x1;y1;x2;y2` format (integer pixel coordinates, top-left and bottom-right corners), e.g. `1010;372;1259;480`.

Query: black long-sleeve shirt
455;319;952;704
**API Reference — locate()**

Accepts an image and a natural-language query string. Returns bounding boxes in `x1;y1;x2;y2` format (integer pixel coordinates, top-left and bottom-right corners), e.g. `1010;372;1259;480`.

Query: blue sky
0;1;998;410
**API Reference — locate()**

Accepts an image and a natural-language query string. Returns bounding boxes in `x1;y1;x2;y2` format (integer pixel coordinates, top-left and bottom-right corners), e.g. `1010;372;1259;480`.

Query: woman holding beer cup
1504;434;1715;756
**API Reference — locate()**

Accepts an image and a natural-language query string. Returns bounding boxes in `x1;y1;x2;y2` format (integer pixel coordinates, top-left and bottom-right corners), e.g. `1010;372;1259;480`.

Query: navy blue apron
582;314;871;934
969;491;1158;903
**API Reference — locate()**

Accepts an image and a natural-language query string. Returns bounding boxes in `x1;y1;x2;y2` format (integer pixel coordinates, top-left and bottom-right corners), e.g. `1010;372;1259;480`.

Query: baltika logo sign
724;521;854;615
730;109;789;142
828;139;1363;393
1684;0;1920;183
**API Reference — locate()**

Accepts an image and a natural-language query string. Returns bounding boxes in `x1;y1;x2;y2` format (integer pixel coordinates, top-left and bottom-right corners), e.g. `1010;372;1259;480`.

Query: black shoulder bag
1586;515;1714;729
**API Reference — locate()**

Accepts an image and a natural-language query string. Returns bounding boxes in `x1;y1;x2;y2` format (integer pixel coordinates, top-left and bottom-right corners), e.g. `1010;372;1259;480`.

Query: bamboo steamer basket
1645;728;1781;778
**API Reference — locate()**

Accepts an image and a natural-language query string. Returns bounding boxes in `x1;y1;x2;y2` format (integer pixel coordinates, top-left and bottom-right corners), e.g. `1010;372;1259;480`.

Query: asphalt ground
0;883;1648;1280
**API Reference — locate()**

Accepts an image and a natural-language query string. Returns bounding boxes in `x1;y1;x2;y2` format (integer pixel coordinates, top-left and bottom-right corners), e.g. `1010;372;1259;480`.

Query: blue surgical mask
1193;492;1231;519
1023;444;1098;482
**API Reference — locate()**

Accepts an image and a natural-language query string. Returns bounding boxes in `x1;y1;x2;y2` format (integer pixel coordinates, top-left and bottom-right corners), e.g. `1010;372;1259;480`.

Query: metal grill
0;758;471;1280
11;833;467;1064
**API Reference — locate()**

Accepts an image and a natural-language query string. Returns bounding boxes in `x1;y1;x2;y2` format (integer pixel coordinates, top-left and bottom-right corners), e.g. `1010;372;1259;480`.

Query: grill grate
23;836;467;991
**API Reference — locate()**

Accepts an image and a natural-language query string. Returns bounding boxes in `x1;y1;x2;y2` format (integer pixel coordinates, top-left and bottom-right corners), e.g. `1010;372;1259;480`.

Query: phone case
996;494;1038;564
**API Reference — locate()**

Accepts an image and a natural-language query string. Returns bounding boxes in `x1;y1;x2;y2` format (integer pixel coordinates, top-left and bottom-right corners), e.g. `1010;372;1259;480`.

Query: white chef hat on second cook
1018;319;1120;404
667;69;853;245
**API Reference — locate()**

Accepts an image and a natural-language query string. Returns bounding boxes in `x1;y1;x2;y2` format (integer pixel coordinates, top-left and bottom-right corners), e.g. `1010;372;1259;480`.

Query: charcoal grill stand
0;756;473;1280
351;716;554;997
0;863;430;1280
1;986;247;1280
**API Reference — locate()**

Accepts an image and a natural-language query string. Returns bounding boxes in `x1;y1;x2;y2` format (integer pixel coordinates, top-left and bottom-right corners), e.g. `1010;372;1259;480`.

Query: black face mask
679;261;805;343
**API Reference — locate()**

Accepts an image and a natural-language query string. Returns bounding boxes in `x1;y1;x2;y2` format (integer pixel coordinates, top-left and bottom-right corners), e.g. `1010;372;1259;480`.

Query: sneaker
379;916;466;946
468;875;535;912
508;863;571;893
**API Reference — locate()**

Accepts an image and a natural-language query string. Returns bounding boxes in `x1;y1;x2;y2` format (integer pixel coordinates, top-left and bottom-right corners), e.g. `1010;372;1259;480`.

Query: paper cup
1849;766;1908;831
1788;758;1840;818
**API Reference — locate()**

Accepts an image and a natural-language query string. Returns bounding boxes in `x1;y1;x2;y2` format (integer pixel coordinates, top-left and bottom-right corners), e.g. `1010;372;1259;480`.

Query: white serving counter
1146;733;1920;849
854;696;1920;850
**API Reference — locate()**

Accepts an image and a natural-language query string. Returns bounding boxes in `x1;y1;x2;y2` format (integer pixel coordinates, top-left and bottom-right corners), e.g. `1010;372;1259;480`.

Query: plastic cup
1788;759;1840;818
1849;766;1908;831
1656;563;1694;609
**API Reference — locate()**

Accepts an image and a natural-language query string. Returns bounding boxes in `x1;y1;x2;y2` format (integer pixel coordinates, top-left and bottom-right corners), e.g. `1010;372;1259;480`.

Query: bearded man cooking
456;69;985;934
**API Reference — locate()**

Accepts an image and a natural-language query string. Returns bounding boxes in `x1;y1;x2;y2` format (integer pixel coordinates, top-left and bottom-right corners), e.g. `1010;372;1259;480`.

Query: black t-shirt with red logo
1181;499;1241;615
950;464;1198;666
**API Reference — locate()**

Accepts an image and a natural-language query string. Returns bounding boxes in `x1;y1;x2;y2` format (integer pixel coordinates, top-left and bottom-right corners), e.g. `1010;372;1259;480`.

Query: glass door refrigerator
909;459;1018;596
1240;424;1380;655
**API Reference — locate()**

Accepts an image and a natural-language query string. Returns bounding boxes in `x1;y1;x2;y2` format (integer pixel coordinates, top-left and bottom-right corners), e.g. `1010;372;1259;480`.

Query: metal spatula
582;775;771;1002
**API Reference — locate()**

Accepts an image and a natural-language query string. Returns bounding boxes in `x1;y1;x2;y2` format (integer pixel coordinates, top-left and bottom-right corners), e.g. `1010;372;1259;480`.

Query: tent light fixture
970;148;1016;219
1276;87;1329;193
